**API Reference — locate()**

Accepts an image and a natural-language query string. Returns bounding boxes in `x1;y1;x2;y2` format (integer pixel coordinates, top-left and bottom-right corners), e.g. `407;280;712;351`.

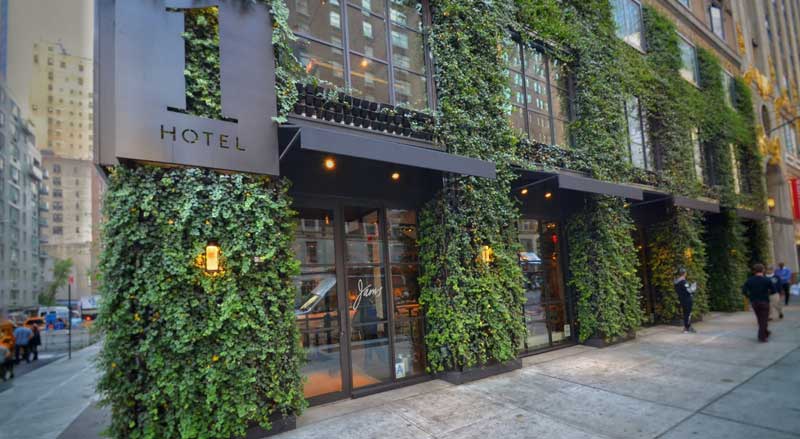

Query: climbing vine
96;167;305;439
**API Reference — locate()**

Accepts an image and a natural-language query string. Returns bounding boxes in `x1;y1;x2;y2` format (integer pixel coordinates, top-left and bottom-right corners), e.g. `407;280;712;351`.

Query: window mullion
544;53;556;145
519;42;531;137
341;0;353;90
384;0;396;105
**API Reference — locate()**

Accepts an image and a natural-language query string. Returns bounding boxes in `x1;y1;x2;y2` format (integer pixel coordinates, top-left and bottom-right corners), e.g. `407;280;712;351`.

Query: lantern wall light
205;241;220;272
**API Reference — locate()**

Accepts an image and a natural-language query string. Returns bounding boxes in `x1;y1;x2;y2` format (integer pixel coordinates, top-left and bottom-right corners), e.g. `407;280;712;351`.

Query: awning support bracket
512;175;558;193
630;195;672;208
279;128;301;162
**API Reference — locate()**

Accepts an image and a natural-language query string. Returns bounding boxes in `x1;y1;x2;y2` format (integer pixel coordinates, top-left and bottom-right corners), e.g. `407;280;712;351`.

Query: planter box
582;331;636;348
244;414;296;439
435;358;522;385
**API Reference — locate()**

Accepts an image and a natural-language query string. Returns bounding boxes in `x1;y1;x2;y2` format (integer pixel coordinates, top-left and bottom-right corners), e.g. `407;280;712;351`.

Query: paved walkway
2;307;798;438
277;307;800;439
0;342;100;439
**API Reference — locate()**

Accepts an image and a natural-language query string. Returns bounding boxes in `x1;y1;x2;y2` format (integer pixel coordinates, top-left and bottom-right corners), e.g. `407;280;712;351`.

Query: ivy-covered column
640;6;710;322
418;0;526;372
97;167;306;438
566;197;643;342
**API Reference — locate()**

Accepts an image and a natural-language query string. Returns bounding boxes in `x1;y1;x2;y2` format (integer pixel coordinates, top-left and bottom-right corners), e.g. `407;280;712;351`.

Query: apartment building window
690;127;704;182
505;38;571;146
678;36;699;85
611;0;644;51
624;96;651;170
721;70;735;107
678;0;690;8
53;189;63;198
287;0;432;110
53;213;63;223
52;164;61;174
53;226;63;235
709;1;724;39
783;122;798;156
730;144;741;194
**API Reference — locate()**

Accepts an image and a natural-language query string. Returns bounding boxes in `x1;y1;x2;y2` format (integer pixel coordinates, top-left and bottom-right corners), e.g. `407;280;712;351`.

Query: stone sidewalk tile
277;406;432;439
439;408;611;439
660;414;800;439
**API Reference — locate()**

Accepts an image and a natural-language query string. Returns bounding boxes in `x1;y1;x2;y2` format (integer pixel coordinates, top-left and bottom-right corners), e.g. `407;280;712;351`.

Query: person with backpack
674;268;696;333
742;263;775;342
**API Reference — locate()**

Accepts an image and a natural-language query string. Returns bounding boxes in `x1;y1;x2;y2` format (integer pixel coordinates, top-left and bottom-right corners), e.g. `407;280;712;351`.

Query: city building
0;81;47;309
94;1;799;435
735;0;800;268
28;41;97;302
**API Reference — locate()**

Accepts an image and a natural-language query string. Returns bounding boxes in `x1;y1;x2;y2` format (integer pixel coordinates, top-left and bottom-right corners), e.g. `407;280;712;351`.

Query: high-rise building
736;0;800;268
0;81;47;309
28;41;96;301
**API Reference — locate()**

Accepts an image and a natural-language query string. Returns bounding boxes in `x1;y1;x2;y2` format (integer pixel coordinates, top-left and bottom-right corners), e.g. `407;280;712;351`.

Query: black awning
771;215;795;225
672;195;720;213
280;117;496;179
736;208;767;221
514;169;644;200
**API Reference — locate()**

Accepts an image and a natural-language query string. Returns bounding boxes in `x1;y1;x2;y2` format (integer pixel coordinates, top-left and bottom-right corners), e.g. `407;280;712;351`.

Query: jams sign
95;0;279;175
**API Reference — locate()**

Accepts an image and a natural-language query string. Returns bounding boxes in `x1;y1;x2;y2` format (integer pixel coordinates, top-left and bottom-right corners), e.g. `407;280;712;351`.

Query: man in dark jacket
674;268;696;333
30;325;41;361
742;263;775;342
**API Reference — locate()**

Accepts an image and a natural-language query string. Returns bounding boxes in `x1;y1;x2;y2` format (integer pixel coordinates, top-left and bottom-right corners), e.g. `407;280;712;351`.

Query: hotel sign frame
95;0;279;175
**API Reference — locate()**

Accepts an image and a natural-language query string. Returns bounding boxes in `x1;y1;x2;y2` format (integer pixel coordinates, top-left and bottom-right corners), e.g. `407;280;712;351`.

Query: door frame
293;193;430;404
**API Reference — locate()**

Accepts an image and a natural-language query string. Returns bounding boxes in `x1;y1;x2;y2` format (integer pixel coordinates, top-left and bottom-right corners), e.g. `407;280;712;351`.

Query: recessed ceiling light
324;158;336;170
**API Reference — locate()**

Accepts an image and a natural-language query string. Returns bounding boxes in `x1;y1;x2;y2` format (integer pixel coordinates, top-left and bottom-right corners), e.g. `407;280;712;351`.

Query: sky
6;0;94;119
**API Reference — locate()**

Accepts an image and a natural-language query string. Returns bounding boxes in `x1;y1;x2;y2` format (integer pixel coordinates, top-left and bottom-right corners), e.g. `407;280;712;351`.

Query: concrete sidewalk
277;307;800;439
0;342;100;439
7;307;800;438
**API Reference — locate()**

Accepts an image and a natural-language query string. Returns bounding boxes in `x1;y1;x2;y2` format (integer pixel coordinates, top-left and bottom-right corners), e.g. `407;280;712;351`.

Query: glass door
293;207;345;399
518;218;571;353
344;206;392;389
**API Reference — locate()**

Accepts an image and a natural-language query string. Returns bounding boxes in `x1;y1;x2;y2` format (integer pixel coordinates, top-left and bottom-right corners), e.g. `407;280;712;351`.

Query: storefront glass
518;218;571;353
294;207;342;398
293;203;425;401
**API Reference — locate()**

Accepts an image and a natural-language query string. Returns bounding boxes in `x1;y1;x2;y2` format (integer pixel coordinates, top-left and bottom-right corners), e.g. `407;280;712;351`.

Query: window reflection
349;54;390;103
292;39;346;88
611;0;643;51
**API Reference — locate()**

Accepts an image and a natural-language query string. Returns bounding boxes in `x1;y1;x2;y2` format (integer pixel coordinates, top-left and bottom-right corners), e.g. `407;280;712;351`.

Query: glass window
678;0;690;7
709;2;724;39
722;70;735;107
679;37;699;85
690;127;704;182
612;0;644;51
783;122;798;157
625;96;651;170
288;0;431;110
504;38;571;146
730;144;741;194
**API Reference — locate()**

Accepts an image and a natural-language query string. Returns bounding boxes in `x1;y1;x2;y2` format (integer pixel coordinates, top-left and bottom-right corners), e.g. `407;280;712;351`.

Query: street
0;307;797;438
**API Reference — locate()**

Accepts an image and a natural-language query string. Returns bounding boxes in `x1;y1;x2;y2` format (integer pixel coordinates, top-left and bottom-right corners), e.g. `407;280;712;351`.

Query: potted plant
293;103;304;115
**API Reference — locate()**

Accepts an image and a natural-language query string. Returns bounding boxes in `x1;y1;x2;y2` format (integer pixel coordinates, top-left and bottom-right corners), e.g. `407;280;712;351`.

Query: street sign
68;276;74;285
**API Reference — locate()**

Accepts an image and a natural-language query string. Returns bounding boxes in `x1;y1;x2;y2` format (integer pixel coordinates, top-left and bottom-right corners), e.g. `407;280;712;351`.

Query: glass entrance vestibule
292;201;426;403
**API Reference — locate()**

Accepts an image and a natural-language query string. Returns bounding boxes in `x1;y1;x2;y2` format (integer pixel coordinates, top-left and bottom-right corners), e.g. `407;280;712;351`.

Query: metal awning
514;169;644;200
672;195;720;213
279;116;496;179
736;208;767;221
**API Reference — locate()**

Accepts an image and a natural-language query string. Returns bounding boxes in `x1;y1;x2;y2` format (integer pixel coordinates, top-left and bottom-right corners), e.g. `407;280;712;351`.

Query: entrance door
518;218;572;353
293;202;425;402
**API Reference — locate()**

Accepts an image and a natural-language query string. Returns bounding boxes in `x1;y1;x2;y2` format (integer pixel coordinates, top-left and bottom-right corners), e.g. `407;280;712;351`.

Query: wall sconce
391;172;400;181
205;241;220;272
479;245;494;264
520;188;529;195
544;192;553;199
324;157;336;170
767;197;776;209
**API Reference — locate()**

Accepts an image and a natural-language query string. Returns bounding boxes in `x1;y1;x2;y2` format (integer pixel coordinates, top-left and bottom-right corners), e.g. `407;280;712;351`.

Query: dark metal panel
287;121;497;180
771;215;795;225
557;174;644;200
736;208;768;221
672;195;721;213
98;0;279;175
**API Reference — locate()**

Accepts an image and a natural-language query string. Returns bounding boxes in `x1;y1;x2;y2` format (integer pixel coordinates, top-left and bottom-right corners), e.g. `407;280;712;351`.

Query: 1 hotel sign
95;0;279;175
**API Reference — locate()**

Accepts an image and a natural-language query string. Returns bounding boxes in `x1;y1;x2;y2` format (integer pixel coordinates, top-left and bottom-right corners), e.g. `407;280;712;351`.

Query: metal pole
68;282;71;360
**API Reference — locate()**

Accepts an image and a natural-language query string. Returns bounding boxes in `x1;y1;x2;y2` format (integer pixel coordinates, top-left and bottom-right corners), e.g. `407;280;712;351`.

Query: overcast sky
6;0;94;118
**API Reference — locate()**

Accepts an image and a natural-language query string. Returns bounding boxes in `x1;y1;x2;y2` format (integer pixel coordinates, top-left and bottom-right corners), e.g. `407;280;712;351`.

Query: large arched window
286;0;433;111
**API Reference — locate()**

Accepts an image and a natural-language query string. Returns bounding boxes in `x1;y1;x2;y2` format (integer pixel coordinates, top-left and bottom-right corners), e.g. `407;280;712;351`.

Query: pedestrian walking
674;267;696;333
775;262;792;305
30;325;41;361
12;325;32;364
0;344;13;381
766;266;784;320
742;263;775;342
